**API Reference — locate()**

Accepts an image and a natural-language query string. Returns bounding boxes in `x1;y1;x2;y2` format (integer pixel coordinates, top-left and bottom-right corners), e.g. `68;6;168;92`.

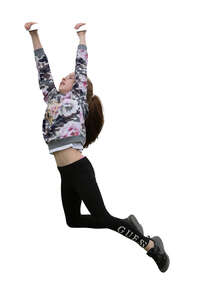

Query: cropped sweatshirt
34;44;89;155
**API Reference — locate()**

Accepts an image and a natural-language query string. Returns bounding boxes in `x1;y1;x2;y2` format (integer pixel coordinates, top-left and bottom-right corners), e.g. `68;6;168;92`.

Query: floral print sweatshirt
34;44;89;154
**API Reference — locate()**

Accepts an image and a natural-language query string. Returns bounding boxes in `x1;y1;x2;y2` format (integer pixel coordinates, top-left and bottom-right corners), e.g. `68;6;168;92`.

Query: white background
1;0;198;299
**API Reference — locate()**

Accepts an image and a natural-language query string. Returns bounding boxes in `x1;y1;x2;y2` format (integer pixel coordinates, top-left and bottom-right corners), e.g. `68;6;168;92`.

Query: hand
74;22;87;37
24;22;38;32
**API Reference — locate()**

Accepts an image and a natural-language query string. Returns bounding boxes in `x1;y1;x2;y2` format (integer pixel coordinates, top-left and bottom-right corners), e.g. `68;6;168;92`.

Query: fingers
74;22;86;30
24;22;37;31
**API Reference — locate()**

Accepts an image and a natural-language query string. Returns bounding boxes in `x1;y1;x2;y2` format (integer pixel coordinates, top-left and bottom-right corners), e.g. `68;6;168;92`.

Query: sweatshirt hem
47;135;85;151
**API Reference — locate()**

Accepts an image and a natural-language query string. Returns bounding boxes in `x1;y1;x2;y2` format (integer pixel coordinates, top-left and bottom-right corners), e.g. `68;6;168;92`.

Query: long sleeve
72;44;89;118
34;48;57;104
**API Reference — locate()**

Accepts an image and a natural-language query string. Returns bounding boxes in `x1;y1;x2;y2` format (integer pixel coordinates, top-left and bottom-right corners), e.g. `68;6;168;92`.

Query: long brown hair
84;77;104;148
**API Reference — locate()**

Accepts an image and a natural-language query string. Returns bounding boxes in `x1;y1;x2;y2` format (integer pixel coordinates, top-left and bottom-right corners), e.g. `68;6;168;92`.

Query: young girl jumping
25;21;170;272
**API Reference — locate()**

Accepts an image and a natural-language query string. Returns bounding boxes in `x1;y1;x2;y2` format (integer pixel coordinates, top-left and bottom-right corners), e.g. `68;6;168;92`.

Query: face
58;72;75;95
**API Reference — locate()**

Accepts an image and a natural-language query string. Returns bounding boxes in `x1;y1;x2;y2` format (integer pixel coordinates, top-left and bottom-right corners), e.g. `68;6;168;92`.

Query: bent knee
66;218;79;228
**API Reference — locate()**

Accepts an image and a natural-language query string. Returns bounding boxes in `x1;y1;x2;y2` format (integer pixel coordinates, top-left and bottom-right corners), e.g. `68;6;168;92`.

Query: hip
53;147;85;167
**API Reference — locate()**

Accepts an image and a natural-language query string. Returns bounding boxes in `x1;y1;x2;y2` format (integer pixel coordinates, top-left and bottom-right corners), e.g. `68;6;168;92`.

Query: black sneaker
125;214;144;235
146;236;170;272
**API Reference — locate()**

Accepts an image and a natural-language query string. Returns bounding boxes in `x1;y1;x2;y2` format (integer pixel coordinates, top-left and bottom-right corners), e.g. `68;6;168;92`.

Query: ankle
144;240;155;251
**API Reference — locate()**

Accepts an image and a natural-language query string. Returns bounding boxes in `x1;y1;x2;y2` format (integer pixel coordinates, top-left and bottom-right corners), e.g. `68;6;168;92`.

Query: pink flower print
59;121;81;138
83;81;87;87
68;125;80;136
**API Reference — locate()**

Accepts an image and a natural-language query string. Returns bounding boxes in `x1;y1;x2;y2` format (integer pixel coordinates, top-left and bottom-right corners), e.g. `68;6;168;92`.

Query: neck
60;90;71;96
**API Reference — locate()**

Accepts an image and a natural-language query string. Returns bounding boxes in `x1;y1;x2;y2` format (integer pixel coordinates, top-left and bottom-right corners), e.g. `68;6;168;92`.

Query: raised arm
25;23;57;104
72;24;89;118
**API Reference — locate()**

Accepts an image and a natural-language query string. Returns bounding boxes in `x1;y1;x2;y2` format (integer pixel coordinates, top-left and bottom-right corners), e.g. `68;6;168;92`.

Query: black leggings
57;156;150;249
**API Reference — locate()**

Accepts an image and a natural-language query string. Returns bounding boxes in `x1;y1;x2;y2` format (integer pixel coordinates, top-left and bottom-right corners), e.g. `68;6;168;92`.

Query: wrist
29;30;39;37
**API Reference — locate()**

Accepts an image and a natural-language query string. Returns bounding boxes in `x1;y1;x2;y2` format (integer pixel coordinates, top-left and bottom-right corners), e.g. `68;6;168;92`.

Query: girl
25;21;170;272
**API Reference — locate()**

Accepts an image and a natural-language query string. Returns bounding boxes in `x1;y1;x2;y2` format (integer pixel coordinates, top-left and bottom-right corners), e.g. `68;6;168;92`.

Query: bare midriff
52;147;85;167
